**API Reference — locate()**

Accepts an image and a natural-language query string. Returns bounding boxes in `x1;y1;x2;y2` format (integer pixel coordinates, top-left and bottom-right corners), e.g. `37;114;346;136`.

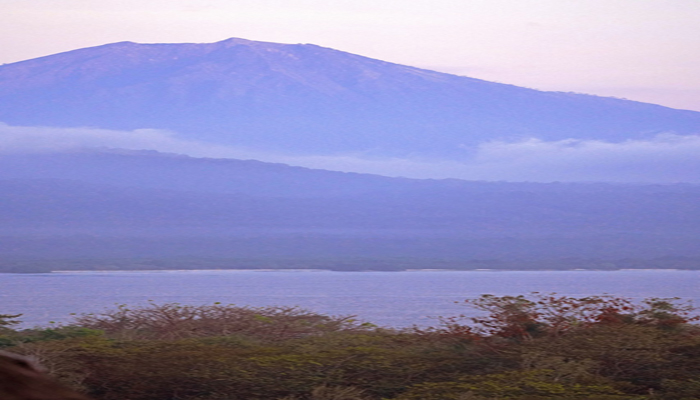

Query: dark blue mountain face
1;38;700;158
1;150;699;262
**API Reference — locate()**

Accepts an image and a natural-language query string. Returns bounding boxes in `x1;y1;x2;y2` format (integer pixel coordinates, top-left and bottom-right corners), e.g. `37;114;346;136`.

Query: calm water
1;270;699;328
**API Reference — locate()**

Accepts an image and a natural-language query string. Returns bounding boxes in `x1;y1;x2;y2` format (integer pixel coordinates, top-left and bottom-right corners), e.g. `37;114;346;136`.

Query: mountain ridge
1;149;699;264
2;38;700;160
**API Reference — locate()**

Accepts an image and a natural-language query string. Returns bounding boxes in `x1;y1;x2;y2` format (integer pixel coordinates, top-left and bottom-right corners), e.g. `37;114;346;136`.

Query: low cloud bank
0;123;254;158
466;135;700;183
1;122;699;183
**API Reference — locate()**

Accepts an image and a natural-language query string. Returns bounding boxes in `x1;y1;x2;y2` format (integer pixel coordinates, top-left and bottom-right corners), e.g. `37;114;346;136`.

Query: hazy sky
2;0;699;111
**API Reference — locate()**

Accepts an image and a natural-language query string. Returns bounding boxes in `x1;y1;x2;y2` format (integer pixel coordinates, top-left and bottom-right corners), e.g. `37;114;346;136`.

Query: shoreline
2;267;694;274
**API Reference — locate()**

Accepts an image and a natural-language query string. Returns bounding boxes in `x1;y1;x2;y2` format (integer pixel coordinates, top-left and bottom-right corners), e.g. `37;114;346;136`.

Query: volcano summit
2;38;700;160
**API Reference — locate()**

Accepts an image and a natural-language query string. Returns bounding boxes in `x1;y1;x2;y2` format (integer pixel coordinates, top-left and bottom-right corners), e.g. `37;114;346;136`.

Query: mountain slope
0;149;410;197
1;38;700;158
1;150;699;263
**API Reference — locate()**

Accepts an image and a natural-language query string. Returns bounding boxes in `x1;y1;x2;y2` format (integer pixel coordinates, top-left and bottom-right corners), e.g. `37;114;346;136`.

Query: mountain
0;149;410;198
1;150;699;267
1;38;700;159
3;39;700;269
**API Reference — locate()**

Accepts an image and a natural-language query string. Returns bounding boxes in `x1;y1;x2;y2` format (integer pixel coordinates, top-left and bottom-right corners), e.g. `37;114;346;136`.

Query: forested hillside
2;150;700;272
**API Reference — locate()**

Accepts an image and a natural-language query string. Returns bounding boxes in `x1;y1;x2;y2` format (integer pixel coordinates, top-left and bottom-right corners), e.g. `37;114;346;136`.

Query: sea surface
2;269;699;328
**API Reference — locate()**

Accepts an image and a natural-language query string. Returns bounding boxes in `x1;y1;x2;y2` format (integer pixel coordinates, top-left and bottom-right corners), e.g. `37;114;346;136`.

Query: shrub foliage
2;295;699;399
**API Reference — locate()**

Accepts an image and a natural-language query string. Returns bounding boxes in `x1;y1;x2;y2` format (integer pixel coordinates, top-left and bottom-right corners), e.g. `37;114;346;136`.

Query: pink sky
2;0;699;111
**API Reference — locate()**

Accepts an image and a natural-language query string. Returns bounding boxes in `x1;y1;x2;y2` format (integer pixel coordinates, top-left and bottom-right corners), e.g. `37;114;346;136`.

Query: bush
73;302;371;341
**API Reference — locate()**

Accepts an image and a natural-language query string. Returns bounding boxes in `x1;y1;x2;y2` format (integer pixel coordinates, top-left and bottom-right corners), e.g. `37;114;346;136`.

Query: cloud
0;122;257;158
268;134;700;183
2;122;699;183
465;135;700;182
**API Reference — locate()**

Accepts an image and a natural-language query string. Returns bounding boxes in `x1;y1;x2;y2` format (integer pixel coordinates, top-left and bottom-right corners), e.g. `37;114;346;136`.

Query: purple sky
2;0;699;111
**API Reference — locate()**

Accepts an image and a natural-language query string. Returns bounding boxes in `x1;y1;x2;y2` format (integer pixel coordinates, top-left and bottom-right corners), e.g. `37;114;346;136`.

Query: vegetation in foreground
3;294;700;399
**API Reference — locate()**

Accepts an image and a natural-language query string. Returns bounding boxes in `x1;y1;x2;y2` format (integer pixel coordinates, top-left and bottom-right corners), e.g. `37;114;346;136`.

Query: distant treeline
2;256;700;273
3;294;700;399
